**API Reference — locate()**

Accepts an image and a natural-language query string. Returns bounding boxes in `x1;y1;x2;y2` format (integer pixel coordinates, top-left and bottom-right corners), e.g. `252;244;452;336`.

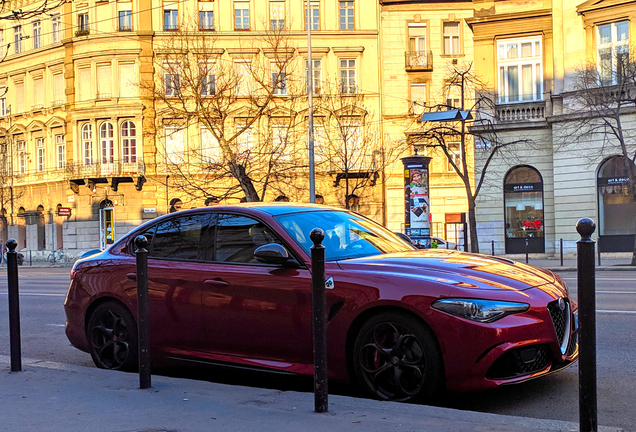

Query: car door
122;212;210;354
200;212;314;364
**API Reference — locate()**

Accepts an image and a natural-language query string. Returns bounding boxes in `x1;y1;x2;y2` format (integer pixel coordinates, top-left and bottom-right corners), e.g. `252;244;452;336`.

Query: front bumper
435;294;579;392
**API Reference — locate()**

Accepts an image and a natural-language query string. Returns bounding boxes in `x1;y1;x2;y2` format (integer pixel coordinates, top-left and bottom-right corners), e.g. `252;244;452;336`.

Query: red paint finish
65;204;578;395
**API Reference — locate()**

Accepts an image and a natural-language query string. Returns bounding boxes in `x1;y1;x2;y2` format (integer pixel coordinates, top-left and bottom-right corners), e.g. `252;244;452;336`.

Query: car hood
335;249;558;292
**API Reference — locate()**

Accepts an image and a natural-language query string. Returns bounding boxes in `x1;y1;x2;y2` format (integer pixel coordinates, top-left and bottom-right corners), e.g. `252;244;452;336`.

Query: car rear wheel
353;311;442;402
87;301;138;371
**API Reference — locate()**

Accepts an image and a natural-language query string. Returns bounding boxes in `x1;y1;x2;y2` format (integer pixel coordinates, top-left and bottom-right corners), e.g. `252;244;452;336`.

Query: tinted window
149;214;209;260
275;210;414;261
215;214;279;263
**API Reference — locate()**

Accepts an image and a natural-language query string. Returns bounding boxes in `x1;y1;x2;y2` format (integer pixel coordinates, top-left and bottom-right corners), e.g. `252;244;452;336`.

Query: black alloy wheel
87;301;138;371
353;312;442;402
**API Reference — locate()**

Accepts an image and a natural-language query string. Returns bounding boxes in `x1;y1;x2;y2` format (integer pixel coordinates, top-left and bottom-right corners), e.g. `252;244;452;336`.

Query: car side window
149;213;210;260
214;213;279;264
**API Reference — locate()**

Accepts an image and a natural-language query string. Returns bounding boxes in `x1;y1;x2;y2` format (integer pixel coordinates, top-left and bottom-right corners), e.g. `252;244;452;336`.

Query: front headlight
432;298;529;323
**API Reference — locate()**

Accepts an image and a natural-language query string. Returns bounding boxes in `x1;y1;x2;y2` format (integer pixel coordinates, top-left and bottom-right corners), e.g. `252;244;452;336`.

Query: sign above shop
504;182;542;193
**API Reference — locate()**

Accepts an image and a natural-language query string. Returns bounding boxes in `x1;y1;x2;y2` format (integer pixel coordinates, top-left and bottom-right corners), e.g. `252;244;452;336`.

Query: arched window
597;156;636;251
121;121;137;164
100;122;114;164
503;165;544;253
81;124;93;166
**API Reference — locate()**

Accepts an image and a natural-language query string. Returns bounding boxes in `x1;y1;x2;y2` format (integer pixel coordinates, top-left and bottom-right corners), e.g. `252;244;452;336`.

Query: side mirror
254;243;291;265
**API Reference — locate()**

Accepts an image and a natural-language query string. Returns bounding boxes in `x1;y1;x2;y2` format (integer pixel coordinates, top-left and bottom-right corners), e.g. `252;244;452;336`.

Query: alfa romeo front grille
547;299;571;354
486;344;551;379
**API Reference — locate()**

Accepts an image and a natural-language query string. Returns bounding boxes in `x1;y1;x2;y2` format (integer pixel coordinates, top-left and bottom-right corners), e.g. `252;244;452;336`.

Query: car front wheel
353;311;442;402
87;301;138;371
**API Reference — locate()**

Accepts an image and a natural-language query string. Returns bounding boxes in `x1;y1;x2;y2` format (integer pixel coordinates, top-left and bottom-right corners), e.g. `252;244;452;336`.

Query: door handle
126;273;137;281
204;278;229;287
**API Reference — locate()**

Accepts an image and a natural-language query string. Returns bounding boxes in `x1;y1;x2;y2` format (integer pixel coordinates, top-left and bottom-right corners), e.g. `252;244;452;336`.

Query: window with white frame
118;2;133;31
17;140;26;174
271;61;287;95
119;62;136;97
96;63;112;99
32;20;42;49
199;1;214;30
235;121;254;159
15;81;25;113
497;36;543;103
51;14;61;43
14;26;22;54
36;137;45;171
100;122;114;164
121;121;137;164
270;1;285;30
0;93;6;116
164;69;180;96
164;5;178;30
305;59;322;94
271;122;291;162
409;83;426;115
339;1;354;30
342;122;363;170
234;1;250;30
305;1;319;31
446;142;461;172
77;12;89;32
597;21;629;85
78;66;91;101
235;61;252;96
200;63;215;96
200;126;220;163
33;76;44;109
53;72;64;105
165;126;184;164
408;24;426;54
339;58;357;94
56;134;65;169
443;22;460;55
82;123;93;165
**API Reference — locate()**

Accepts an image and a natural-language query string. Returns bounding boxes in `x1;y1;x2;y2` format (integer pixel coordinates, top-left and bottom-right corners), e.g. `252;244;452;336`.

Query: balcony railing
495;101;546;123
405;51;433;71
66;159;145;179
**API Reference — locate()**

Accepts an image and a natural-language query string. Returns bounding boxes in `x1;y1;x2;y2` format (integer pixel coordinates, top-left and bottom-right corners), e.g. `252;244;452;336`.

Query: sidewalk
0;356;624;432
499;255;635;272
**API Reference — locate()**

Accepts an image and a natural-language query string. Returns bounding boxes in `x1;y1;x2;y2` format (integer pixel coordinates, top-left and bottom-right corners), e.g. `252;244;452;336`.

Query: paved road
0;267;634;430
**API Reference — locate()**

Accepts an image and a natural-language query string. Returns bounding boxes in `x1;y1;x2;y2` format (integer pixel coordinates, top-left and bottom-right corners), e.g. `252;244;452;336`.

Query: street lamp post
307;6;315;203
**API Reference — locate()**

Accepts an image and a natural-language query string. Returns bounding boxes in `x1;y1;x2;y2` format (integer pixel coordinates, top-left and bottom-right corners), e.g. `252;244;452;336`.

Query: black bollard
310;228;328;413
491;240;495;256
576;218;597;432
135;235;151;389
6;239;22;372
597;236;601;267
525;238;529;263
560;238;563;267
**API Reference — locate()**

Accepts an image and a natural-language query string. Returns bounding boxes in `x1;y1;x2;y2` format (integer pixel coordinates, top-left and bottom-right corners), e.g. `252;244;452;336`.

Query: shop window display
504;166;544;253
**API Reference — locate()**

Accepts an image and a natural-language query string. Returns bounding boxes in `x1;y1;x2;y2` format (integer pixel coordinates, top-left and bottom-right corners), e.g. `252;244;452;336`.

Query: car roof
177;203;345;217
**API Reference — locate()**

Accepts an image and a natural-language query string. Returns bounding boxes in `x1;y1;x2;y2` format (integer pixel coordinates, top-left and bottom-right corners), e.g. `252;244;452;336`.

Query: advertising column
401;153;432;248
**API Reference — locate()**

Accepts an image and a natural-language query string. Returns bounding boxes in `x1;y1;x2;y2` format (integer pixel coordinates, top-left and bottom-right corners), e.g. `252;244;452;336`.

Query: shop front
503;166;545;254
597;156;636;252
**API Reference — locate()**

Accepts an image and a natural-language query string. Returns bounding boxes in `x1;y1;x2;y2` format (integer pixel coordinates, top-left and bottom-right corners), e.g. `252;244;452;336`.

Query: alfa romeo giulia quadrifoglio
64;204;578;402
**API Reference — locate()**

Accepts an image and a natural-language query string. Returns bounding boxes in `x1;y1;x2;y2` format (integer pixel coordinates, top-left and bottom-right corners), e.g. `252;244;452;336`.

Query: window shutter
97;64;112;98
15;82;25;112
78;67;91;101
33;77;44;107
53;73;64;104
119;63;136;97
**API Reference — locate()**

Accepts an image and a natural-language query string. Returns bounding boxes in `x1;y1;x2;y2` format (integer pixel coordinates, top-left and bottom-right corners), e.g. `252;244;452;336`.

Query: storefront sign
57;207;72;217
505;182;542;193
600;177;630;185
143;208;156;213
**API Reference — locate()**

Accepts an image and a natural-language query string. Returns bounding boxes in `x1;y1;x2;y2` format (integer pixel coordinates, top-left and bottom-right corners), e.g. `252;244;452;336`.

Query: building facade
0;0;387;255
468;0;636;254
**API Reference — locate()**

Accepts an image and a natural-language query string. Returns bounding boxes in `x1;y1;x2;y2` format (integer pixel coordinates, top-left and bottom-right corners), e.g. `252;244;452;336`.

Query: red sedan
64;204;578;402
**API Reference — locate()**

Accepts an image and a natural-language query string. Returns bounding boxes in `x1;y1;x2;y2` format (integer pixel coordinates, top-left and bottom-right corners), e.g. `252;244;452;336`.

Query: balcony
495;101;546;123
67;159;146;192
405;51;433;71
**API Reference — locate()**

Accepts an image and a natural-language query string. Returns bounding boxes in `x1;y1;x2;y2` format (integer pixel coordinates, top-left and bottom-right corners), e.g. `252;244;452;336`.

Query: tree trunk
467;195;479;253
229;162;260;202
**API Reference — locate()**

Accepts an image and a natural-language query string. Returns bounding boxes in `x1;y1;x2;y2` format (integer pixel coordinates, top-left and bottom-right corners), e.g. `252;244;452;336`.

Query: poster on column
404;164;431;248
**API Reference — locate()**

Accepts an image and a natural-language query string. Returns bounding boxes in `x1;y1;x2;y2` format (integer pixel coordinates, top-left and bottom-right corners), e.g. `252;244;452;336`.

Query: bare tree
560;50;636;264
315;80;402;209
411;63;532;253
146;21;307;202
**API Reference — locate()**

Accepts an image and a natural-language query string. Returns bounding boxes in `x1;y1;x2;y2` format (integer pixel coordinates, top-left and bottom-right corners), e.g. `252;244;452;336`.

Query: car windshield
275;210;415;261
